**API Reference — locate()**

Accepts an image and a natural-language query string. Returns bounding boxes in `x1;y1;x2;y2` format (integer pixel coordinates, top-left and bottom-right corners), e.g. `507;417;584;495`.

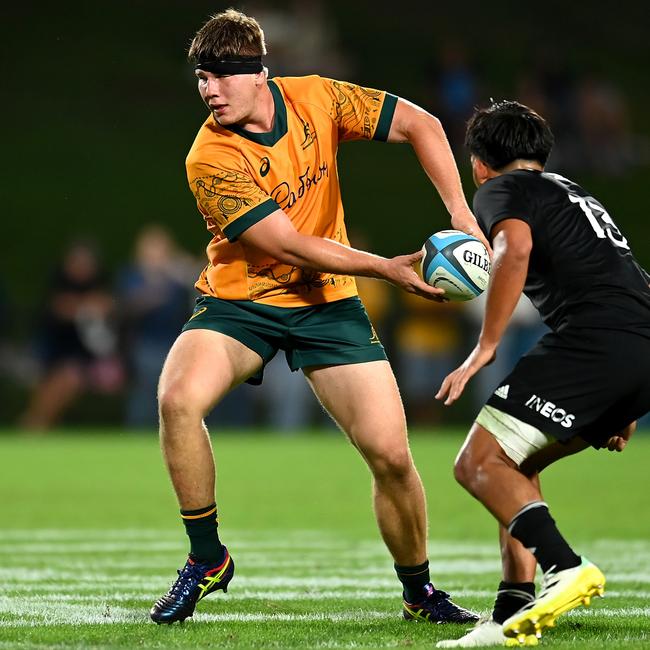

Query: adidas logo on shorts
494;384;509;399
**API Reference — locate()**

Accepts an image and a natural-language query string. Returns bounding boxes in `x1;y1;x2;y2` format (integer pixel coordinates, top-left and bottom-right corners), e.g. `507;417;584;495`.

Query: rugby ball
420;230;490;301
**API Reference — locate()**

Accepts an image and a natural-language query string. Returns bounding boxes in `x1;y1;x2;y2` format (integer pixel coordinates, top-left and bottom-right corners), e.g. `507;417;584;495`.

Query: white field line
0;589;495;603
4;568;650;589
9;582;650;600
1;536;649;559
5;588;650;602
0;529;350;542
2;530;649;560
5;588;650;603
4;583;479;596
5;581;650;600
2;529;648;548
0;561;502;585
18;555;650;575
1;601;649;629
0;571;492;586
566;607;650;617
0;542;504;558
7;581;650;600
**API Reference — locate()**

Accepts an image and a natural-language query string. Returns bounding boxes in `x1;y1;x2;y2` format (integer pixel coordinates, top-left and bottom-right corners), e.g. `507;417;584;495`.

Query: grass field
1;429;649;648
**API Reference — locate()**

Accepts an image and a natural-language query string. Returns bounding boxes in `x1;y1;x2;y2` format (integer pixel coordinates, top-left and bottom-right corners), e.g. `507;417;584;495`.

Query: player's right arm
387;99;490;252
308;77;489;253
239;208;443;300
436;218;531;405
187;153;442;299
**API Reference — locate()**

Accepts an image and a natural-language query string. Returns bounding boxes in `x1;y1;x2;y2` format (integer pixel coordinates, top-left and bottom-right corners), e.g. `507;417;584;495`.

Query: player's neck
500;160;544;174
238;83;275;133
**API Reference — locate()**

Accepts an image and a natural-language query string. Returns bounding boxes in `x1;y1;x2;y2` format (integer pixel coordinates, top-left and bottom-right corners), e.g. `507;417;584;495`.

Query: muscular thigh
304;360;408;456
159;329;263;414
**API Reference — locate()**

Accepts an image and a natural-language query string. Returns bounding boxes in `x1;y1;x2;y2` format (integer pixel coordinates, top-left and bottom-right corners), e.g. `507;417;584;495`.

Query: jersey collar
224;80;287;147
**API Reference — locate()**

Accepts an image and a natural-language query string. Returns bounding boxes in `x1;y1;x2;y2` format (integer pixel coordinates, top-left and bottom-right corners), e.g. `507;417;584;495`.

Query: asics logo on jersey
270;162;329;210
260;157;270;177
525;394;575;428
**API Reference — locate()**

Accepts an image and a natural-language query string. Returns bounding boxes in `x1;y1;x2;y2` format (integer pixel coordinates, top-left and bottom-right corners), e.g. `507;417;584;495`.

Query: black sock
395;560;431;603
491;581;535;624
180;503;225;564
508;502;581;573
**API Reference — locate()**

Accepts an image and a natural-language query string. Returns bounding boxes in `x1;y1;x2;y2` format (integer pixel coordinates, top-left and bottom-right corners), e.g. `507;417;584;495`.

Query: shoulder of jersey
273;75;331;105
186;120;240;171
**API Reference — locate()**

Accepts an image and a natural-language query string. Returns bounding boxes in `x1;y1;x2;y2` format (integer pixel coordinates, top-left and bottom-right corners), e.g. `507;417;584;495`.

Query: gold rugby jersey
186;75;397;307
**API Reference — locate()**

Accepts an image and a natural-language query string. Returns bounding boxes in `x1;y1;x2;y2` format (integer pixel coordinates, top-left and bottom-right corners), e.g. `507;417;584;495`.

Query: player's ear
471;156;490;187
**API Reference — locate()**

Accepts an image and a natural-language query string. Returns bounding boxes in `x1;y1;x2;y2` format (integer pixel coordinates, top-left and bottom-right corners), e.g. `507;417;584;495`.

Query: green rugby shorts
182;295;387;384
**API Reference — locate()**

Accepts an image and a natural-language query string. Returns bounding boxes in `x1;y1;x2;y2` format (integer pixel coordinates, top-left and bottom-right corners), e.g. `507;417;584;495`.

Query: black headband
195;55;263;75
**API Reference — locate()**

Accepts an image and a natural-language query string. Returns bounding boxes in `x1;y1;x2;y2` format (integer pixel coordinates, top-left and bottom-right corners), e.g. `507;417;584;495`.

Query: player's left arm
436;218;532;405
605;420;636;452
387;99;491;253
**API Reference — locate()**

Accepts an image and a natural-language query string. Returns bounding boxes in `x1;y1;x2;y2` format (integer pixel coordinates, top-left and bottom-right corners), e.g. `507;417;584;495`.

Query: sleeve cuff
373;93;398;142
223;198;280;242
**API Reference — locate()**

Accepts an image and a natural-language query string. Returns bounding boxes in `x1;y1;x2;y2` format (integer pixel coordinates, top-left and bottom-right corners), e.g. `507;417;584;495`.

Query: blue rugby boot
150;548;234;624
403;583;480;624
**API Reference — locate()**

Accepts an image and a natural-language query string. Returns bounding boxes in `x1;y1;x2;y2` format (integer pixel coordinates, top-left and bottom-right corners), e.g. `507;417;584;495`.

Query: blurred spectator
395;293;465;425
576;76;634;175
514;53;580;172
18;240;123;430
435;41;479;150
514;58;643;176
247;0;352;78
0;281;9;366
117;225;196;428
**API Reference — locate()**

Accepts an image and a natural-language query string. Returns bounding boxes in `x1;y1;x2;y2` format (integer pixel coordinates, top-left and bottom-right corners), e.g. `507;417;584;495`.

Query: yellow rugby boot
502;557;605;643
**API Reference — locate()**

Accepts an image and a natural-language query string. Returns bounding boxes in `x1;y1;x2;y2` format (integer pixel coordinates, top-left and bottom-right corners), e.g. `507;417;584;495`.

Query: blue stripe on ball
422;239;439;276
424;253;481;296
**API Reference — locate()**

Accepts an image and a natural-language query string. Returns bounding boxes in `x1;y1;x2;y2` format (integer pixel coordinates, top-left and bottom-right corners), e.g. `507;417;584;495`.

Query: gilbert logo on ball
420;230;490;301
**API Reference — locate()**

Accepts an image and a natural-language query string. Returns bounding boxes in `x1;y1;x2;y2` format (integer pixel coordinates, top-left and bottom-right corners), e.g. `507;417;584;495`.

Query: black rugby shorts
486;328;650;448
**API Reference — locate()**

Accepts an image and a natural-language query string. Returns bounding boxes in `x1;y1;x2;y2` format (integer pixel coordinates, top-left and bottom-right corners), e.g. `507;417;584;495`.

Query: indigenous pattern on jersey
186;76;397;306
473;170;650;336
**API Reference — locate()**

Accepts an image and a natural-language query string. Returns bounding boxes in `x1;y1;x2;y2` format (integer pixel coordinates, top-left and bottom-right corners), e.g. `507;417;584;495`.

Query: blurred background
1;0;648;431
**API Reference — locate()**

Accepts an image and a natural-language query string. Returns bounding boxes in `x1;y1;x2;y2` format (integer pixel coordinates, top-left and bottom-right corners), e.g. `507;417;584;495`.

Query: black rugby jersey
473;169;650;335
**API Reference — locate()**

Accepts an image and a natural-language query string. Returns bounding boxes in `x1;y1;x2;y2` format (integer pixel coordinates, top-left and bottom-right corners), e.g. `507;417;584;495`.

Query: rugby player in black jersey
435;100;650;647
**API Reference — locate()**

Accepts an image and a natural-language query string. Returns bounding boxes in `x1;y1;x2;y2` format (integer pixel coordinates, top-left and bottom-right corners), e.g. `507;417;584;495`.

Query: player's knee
369;447;413;481
158;383;203;422
453;449;476;491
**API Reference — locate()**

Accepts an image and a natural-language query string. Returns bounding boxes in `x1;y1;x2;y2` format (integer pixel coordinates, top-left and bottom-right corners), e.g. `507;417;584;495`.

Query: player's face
196;70;261;126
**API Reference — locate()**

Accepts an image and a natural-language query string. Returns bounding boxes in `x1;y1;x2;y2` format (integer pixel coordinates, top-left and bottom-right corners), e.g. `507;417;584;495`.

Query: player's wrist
476;336;498;354
448;202;473;220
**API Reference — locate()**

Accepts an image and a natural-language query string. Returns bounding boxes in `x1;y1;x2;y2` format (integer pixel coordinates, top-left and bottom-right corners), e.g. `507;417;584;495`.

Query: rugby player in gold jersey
150;8;485;626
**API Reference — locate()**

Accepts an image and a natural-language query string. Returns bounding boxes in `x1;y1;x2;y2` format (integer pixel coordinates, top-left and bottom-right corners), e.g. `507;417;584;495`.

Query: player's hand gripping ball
420;230;490;301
